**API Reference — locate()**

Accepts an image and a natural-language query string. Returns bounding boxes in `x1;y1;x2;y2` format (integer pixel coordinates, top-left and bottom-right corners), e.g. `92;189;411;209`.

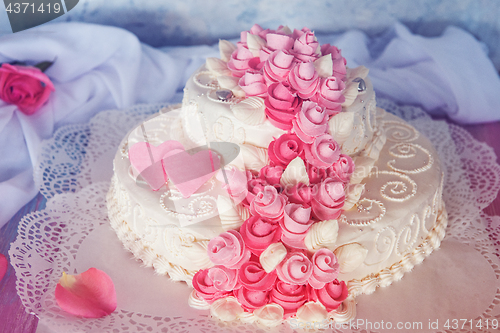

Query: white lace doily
9;100;500;333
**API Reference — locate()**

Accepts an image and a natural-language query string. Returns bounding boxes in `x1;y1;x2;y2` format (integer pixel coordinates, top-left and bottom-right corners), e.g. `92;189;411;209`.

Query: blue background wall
1;0;499;69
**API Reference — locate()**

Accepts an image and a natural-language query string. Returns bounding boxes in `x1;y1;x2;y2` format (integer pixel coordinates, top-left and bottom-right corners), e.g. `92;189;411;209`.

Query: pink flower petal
55;268;117;318
0;253;8;282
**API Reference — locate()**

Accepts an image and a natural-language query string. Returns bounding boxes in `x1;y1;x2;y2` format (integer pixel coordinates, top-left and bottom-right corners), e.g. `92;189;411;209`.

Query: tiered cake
107;24;446;326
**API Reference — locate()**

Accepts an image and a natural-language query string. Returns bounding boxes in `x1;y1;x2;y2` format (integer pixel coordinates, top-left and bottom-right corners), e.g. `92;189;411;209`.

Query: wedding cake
106;24;446;326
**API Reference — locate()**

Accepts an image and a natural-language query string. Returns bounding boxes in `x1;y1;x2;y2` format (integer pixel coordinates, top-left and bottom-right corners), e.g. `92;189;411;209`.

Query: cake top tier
182;24;376;157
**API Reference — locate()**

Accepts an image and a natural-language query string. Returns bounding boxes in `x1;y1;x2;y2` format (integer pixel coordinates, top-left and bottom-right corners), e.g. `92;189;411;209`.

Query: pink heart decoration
163;149;221;198
128;141;184;191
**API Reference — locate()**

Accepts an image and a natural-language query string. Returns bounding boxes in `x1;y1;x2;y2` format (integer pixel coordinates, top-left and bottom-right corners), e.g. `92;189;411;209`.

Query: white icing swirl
305;219;339;252
218;40;237;62
279;156;310;189
329;296;357;323
296;302;328;323
253;304;284;327
217;195;249;231
334;243;368;274
231;97;267;125
259;242;287;273
342;184;365;210
188;290;211;310
328;111;355;146
205;57;232;76
210;296;244;322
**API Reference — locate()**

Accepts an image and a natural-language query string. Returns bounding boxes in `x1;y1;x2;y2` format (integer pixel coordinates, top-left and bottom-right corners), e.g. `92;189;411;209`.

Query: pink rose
284;184;312;206
227;44;261;77
238;261;277;291
238;70;268;98
266;33;294;51
310;76;345;115
207;230;251;269
279;203;313;247
327;154;355;183
268;133;304;168
320;44;347;79
311;178;345;220
270;281;308;316
192;266;239;303
288;62;320;99
265;82;301;130
304;133;341;169
308;249;339;289
291;30;320;62
263;50;295;84
239;216;282;255
258;165;284;185
259;34;295;61
235;287;270;310
0;63;55;115
292;101;329;144
276;252;313;285
240;24;270;43
308;279;348;311
250;186;287;221
246;176;268;204
217;166;248;204
307;164;326;184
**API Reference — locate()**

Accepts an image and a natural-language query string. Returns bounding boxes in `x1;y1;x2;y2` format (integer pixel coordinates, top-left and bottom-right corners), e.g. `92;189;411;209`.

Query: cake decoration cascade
107;23;447;328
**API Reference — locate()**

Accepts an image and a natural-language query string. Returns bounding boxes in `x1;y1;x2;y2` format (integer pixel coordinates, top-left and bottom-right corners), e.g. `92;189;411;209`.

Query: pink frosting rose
235;287;270;310
310;76;345;115
0;63;55;115
320;44;347;79
246;176;268;204
308;279;348;311
207;230;251;269
240;24;270;44
327;154;355;183
238;70;268;98
308;249;340;289
258;165;284;186
268;133;304;168
265;81;301;130
284;184;313;206
288;62;320;99
239;216;282;255
250;186;287;221
276;252;313;285
259;34;295;61
227;44;261;77
279;204;313;248
238;261;277;291
216;166;249;204
270;281;308;316
192;266;239;303
291;30;320;62
311;178;345;220
307;164;326;184
304;133;341;169
292;101;329;144
263;50;295;84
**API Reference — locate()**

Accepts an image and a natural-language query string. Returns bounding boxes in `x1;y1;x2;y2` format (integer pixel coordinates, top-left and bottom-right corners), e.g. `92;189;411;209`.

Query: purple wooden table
1;119;499;333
